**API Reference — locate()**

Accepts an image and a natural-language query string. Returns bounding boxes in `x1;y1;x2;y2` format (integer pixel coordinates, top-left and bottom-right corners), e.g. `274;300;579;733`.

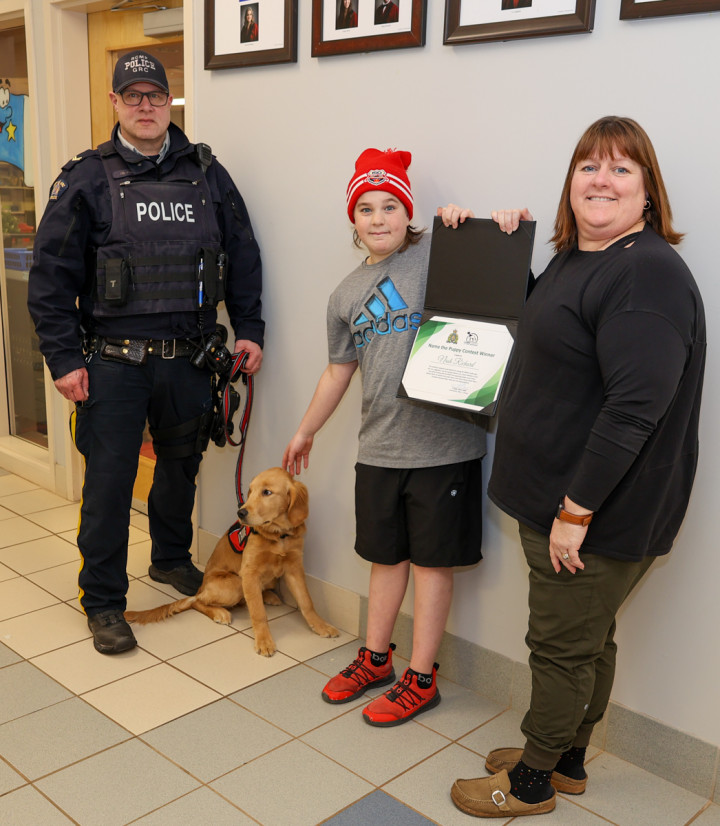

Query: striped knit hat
346;148;413;222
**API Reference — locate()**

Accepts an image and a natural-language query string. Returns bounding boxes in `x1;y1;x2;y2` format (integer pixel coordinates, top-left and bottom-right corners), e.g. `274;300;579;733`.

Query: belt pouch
100;338;149;366
103;259;130;306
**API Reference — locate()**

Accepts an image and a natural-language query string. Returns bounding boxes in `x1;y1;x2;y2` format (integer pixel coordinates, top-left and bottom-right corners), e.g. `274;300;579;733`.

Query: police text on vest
136;202;195;222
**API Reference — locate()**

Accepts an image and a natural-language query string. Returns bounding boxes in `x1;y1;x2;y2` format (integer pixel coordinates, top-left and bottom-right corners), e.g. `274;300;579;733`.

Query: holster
100;338;149;366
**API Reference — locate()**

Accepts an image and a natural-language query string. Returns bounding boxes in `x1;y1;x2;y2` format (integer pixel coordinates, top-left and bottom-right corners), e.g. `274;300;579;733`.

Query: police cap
113;50;169;94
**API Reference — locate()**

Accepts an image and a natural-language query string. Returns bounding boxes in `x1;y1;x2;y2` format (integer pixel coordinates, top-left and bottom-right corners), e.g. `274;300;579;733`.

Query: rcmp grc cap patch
366;169;388;185
49;180;68;201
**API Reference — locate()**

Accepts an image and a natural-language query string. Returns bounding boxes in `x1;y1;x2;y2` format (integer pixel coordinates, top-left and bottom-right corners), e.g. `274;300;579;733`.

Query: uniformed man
28;51;264;654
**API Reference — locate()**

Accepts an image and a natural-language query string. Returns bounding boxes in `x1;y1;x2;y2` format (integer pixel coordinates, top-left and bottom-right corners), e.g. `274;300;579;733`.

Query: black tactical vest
93;143;225;318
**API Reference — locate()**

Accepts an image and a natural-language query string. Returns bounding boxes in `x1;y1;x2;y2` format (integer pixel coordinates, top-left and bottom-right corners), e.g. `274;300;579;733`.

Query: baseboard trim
359;596;719;801
190;535;718;800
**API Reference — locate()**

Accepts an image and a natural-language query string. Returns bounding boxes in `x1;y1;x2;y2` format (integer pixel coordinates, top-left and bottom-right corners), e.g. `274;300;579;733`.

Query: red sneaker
321;645;396;704
362;664;441;727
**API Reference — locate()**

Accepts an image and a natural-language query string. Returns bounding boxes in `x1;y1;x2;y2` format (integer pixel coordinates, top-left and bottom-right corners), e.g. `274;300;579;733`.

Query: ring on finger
562;553;569;560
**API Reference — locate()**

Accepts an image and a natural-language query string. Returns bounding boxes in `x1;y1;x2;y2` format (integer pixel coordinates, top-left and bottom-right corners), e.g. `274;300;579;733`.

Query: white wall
191;1;720;747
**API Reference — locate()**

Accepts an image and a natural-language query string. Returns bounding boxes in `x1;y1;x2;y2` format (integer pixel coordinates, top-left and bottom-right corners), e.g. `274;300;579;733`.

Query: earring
643;200;651;211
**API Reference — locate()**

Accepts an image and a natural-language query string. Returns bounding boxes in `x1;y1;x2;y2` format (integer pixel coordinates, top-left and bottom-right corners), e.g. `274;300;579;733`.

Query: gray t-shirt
327;234;486;468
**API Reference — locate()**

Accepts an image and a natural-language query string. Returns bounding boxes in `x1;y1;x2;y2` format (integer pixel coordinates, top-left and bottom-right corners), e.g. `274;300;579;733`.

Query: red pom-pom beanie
346;148;413;223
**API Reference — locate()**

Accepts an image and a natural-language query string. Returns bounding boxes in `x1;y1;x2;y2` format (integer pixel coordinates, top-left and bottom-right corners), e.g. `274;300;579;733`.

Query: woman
240;6;258;43
451;116;705;819
337;0;358;29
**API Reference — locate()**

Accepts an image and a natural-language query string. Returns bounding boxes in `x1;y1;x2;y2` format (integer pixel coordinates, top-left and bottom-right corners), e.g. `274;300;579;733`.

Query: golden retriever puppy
125;467;339;656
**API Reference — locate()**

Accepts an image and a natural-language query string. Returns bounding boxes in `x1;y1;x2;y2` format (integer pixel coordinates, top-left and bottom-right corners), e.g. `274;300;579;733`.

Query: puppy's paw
210;608;232;624
254;636;277;657
262;589;283;606
313;622;340;638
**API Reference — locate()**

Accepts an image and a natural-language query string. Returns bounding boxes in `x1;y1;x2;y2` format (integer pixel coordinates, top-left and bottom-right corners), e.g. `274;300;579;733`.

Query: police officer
28;51;264;654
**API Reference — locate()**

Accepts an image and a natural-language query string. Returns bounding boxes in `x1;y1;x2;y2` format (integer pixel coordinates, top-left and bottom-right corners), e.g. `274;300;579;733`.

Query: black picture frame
205;0;298;70
443;0;596;46
620;0;720;20
312;0;427;58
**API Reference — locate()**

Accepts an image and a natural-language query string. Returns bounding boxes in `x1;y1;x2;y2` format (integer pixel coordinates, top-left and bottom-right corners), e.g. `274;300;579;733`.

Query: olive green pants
518;523;655;770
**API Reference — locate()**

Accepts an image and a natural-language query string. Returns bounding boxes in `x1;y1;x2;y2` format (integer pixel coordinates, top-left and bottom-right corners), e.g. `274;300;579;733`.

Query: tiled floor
0;469;717;825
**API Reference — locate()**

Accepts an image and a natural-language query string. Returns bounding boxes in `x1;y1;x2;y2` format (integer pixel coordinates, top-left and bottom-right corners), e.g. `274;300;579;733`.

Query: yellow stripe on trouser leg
70;406;88;615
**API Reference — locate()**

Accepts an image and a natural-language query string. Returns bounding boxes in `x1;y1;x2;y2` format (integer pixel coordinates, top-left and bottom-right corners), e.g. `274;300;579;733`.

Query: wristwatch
556;501;593;526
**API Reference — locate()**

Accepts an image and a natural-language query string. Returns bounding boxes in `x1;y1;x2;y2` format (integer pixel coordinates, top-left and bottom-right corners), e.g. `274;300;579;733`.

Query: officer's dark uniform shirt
28;122;263;381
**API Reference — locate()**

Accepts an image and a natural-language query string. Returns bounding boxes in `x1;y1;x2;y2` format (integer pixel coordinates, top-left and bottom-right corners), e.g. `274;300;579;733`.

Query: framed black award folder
399;216;535;416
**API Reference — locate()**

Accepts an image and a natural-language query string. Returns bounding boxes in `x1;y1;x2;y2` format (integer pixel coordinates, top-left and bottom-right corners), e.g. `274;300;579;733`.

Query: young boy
283;148;486;726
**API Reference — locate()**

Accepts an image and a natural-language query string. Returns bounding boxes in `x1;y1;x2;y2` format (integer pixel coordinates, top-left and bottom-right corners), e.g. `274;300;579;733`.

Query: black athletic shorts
354;459;483;567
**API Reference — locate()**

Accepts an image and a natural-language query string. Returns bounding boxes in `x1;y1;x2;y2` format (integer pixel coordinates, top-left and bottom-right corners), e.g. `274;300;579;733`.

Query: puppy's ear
287;479;309;526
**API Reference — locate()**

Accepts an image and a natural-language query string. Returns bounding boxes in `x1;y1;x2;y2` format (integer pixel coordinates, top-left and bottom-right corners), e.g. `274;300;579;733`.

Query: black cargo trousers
71;350;212;616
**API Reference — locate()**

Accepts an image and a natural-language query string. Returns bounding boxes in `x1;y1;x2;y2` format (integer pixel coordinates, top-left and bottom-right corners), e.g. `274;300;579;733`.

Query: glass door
0;25;46;448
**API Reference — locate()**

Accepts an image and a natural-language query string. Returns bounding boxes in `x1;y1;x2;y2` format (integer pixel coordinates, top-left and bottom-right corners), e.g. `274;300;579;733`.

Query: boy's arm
283;360;358;475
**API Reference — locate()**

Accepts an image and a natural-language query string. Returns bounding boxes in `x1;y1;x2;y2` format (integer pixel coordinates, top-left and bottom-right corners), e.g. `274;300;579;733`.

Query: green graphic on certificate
402;316;515;412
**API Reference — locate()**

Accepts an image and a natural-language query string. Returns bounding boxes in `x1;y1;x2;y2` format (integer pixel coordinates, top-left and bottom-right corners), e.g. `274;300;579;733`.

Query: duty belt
87;336;198;359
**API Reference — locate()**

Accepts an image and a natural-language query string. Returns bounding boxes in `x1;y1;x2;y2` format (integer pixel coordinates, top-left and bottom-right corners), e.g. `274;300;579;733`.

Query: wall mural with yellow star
0;79;26;177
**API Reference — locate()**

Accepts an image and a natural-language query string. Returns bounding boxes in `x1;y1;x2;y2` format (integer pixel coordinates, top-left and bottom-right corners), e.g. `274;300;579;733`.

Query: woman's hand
491;208;534;235
549;520;587;574
549;497;592;574
437;204;475;228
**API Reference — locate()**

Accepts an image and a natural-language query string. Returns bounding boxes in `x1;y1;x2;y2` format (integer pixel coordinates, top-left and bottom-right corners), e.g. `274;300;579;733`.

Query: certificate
401;316;515;412
398;216;535;416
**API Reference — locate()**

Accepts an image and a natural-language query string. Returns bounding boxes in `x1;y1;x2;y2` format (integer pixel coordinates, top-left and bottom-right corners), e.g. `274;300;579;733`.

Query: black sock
368;648;389;666
368;641;395;667
414;670;434;689
554;746;587;780
508;761;554;804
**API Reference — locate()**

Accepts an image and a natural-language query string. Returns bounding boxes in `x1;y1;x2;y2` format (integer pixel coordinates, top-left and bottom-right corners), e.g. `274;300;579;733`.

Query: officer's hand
55;368;89;403
234;339;263;374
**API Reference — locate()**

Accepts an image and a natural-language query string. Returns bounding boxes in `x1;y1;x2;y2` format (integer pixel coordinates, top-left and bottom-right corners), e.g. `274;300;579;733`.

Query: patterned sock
555;746;587;780
508;760;554;804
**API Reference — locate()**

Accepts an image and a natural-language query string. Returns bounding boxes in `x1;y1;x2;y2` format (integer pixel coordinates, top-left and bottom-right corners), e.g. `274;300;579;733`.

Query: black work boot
87;609;137;655
148;561;204;595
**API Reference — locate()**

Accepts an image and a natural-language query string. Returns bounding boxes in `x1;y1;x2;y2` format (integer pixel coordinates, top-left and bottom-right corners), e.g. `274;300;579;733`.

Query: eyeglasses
119;89;169;107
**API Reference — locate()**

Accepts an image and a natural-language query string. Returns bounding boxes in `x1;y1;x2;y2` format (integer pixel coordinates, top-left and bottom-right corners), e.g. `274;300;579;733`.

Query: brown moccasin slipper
451;770;556;818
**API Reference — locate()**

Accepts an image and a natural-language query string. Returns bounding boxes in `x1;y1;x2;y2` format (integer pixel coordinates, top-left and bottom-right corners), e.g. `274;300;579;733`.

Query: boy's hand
283;433;314;476
437;204;475;228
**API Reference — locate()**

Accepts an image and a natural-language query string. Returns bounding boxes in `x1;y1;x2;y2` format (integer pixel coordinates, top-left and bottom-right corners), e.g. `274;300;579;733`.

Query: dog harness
228;524;253;554
228;525;292;555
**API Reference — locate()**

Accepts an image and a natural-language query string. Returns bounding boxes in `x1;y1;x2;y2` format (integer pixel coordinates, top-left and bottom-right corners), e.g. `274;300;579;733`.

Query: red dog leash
222;350;254;553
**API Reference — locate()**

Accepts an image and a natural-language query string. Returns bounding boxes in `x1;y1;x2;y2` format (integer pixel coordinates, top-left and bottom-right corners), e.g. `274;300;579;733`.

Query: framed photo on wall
620;0;720;19
312;0;427;58
443;0;596;46
205;0;298;69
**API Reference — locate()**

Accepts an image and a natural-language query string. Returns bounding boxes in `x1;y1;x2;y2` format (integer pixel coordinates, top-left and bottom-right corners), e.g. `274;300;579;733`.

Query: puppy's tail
125;597;196;625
